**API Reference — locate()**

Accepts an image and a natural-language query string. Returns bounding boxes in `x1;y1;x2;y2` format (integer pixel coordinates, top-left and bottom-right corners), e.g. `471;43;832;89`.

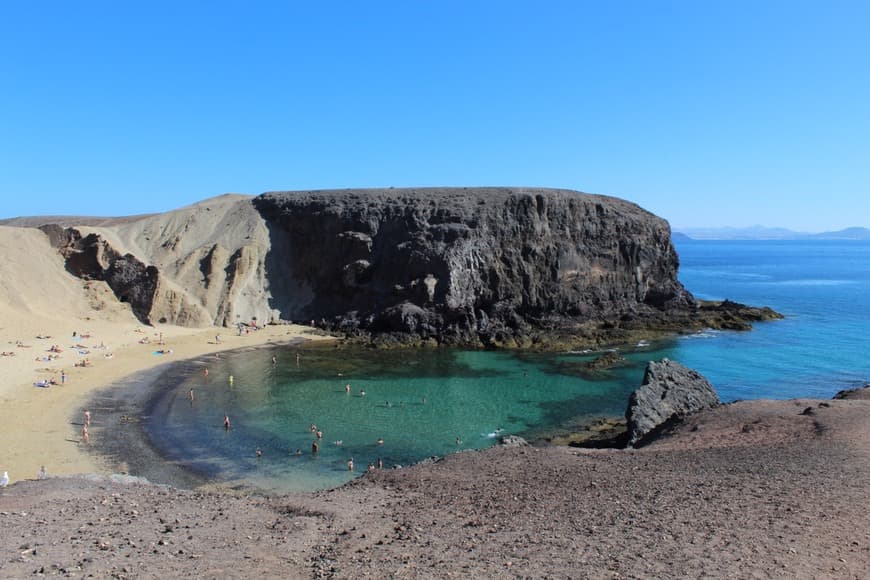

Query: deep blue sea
144;240;870;491
671;239;870;401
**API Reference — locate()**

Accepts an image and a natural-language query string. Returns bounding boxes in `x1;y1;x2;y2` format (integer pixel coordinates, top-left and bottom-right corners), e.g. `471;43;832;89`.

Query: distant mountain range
673;226;870;241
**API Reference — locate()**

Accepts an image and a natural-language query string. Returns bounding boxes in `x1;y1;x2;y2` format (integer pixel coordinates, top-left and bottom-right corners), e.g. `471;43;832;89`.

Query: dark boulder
625;359;720;447
832;384;870;400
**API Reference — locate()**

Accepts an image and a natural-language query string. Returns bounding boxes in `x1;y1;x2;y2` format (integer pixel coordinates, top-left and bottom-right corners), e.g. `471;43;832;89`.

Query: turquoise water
146;240;870;491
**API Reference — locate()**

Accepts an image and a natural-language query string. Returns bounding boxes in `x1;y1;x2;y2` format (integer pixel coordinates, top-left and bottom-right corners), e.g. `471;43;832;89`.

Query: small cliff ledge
254;187;700;347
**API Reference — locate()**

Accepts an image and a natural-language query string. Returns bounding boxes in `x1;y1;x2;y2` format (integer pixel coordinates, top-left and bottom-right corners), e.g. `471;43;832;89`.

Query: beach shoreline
84;337;315;492
0;314;333;486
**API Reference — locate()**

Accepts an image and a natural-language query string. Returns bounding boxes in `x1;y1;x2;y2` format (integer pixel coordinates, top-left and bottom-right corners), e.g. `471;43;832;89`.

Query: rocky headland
14;188;780;349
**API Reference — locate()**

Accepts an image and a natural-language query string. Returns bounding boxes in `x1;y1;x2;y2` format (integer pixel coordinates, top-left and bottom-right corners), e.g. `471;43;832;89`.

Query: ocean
139;240;870;492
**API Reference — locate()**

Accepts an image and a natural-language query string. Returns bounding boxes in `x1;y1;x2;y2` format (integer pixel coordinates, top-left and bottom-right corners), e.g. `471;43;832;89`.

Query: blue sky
1;1;867;231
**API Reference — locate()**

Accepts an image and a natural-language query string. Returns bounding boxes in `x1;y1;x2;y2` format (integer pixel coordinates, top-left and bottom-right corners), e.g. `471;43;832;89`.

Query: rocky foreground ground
2;389;869;579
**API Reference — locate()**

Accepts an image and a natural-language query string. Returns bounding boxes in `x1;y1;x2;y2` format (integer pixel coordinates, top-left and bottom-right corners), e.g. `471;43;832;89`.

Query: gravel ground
2;392;868;579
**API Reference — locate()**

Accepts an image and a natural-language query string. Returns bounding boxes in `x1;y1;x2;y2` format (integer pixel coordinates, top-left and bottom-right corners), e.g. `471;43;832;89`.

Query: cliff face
35;188;778;347
253;188;695;346
41;195;276;328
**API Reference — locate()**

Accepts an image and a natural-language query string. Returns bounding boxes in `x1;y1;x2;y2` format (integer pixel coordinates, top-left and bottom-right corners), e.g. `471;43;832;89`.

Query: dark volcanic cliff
254;187;706;347
30;187;779;347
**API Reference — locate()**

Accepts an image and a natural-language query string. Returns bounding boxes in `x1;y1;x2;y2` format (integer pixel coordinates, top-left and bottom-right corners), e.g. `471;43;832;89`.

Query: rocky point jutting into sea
30;187;779;348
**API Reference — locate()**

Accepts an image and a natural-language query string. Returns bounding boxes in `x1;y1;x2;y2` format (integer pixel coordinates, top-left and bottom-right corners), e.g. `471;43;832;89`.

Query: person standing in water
347;457;354;471
224;414;231;431
188;388;194;403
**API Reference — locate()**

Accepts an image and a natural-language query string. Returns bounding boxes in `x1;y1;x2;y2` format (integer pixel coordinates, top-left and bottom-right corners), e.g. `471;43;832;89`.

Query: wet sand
83;340;311;490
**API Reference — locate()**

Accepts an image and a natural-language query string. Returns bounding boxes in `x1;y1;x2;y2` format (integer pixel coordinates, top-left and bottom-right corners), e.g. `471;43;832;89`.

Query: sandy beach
0;231;329;486
0;312;329;484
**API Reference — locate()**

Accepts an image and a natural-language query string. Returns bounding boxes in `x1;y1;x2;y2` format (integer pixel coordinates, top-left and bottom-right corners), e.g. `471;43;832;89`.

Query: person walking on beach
84;409;91;427
224;414;231;431
81;425;89;444
61;370;66;385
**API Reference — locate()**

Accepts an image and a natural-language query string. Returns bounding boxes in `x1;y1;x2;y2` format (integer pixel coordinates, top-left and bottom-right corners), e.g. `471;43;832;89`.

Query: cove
103;239;870;492
142;343;657;492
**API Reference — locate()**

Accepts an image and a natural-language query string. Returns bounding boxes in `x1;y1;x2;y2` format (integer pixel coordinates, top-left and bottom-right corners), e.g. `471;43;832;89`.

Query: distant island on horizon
673;225;870;241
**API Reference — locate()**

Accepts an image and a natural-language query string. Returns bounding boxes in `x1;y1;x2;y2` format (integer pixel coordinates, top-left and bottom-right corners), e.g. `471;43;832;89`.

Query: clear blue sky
1;1;867;231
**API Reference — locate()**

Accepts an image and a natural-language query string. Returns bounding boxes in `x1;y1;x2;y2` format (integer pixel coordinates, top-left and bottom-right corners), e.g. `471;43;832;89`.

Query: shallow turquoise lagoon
145;240;870;491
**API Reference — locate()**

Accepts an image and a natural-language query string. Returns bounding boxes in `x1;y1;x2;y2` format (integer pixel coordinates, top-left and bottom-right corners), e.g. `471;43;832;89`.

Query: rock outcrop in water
23;188;781;348
625;359;720;447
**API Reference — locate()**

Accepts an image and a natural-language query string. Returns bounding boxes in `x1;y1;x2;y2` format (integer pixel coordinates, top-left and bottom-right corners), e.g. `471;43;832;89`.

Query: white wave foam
767;279;853;287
